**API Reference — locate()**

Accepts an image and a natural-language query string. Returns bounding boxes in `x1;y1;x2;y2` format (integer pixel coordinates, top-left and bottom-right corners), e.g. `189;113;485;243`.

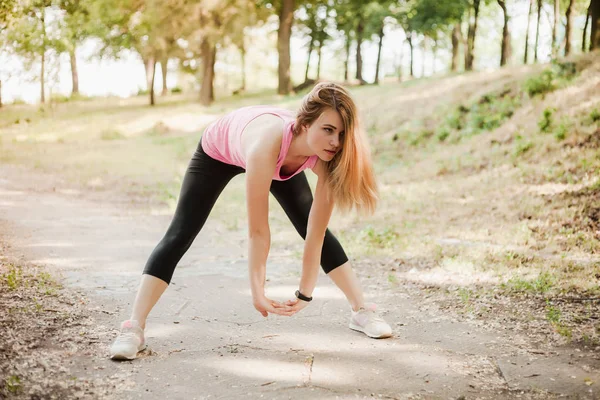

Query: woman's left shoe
349;303;393;339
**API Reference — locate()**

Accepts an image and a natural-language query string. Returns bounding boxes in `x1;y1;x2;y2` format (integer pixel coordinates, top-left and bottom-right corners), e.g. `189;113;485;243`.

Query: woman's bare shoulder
241;114;285;159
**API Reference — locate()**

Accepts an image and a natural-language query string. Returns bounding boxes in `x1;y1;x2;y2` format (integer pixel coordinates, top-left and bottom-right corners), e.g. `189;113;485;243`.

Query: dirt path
1;163;599;400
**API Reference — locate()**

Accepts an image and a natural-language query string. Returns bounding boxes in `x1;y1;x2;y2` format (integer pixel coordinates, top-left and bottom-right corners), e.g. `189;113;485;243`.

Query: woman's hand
253;295;295;317
283;298;310;314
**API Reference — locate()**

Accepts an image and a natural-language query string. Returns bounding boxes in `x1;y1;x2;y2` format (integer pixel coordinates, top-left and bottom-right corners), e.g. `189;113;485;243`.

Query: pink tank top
201;105;318;181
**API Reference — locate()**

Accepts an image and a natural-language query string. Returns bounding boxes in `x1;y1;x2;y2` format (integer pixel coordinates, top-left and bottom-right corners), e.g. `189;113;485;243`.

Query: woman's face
304;108;344;161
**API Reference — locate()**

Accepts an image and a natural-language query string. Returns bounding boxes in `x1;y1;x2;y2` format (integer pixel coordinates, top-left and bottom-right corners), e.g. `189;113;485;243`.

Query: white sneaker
110;320;147;360
349;304;393;339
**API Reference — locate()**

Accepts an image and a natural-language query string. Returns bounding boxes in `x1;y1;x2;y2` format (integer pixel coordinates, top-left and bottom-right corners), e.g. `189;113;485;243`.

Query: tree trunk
534;0;542;62
552;0;559;57
498;0;511;66
565;0;574;56
316;40;322;79
374;24;384;84
465;0;481;71
144;55;156;106
40;8;46;104
69;47;79;95
200;39;216;106
160;58;168;96
355;18;365;83
277;0;295;95
524;0;533;63
583;3;591;52
343;30;350;82
407;33;414;78
591;0;600;50
304;35;314;82
0;80;3;108
451;23;461;71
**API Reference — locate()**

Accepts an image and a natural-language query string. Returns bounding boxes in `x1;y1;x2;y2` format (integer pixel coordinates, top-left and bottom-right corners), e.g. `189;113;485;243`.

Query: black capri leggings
143;139;349;284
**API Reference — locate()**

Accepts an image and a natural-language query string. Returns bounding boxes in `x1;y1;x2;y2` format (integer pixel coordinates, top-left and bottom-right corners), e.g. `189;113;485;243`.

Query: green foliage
554;120;569;141
503;271;555;294
3;264;22;290
171;86;182;94
4;375;21;394
524;69;556;97
538;107;554;133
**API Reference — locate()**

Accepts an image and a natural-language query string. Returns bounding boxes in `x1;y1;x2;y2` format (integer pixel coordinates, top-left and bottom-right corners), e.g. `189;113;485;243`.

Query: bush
524;69;556;97
171;86;183;94
554;120;569;141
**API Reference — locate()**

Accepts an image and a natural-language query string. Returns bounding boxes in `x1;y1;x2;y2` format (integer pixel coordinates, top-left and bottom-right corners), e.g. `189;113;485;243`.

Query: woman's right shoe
109;320;146;360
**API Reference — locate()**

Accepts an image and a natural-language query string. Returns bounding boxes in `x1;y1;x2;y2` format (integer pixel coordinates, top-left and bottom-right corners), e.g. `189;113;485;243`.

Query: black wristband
295;290;313;302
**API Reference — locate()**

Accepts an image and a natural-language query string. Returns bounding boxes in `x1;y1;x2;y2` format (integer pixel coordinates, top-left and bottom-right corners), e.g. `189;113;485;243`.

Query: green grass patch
502;271;555;294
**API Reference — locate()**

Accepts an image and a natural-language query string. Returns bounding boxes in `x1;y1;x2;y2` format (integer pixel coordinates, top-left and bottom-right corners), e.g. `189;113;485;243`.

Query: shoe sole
110;344;147;361
349;323;393;339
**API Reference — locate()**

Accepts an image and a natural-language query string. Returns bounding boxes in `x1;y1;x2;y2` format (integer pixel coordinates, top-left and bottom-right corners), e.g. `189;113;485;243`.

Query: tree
524;0;534;63
465;0;481;71
277;0;295;94
534;0;542;62
565;0;574;56
57;0;91;96
552;0;559;57
591;0;600;50
0;0;21;107
583;1;591;51
497;0;511;66
7;0;61;104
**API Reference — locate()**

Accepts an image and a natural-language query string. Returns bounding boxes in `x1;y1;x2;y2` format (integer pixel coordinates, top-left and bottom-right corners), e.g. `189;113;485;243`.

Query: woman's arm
298;160;335;298
243;116;294;317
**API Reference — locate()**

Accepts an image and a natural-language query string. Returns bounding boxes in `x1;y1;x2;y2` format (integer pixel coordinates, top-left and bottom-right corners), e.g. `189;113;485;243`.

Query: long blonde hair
294;82;378;214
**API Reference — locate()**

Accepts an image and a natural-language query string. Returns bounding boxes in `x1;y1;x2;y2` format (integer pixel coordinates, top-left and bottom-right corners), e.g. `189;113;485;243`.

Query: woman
110;82;392;360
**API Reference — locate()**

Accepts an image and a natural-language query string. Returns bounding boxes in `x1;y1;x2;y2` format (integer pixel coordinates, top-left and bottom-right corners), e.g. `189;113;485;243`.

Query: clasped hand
252;295;310;317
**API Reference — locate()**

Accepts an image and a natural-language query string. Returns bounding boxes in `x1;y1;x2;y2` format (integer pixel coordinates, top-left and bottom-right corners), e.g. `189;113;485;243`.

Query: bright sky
0;2;587;104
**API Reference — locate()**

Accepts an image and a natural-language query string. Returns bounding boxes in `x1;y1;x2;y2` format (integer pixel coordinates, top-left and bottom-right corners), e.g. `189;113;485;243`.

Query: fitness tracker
295;290;313;302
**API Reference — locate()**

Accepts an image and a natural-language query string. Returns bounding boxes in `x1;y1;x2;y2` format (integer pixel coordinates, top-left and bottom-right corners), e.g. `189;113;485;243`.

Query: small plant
588;109;600;125
458;287;472;304
436;129;450;142
538;107;555;133
546;301;561;325
513;135;533;157
524;69;556;97
5;375;21;394
3;265;22;290
360;226;399;249
387;273;398;285
171;86;183;94
554;121;569;141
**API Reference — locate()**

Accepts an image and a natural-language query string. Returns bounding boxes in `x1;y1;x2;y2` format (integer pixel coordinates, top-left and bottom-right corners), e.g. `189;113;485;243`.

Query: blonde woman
110;82;392;360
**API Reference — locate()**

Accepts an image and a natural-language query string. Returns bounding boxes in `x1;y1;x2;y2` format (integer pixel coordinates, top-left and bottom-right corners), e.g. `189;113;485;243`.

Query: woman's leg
132;144;244;328
269;173;365;311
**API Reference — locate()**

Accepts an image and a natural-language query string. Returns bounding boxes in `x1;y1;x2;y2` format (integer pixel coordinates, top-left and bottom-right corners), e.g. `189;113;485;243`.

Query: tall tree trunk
465;0;481;71
565;0;574;56
199;39;216;106
144;55;156;106
160;58;168;96
277;0;294;95
583;3;591;52
498;0;511;66
304;35;314;82
316;40;322;79
343;30;351;82
407;33;414;78
69;47;79;95
591;0;600;50
355;18;365;83
451;23;461;71
40;8;46;104
534;0;542;62
524;0;533;63
374;24;384;84
552;0;559;57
